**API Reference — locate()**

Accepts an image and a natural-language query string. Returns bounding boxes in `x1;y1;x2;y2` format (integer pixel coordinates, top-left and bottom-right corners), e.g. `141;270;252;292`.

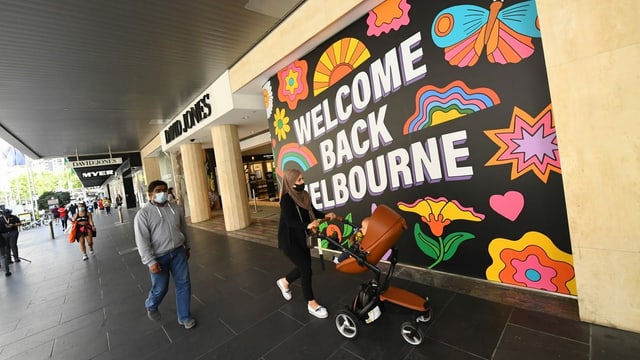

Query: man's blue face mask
154;192;168;203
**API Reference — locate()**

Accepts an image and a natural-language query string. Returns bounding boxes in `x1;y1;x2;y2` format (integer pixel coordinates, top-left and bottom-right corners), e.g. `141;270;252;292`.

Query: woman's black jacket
277;193;324;250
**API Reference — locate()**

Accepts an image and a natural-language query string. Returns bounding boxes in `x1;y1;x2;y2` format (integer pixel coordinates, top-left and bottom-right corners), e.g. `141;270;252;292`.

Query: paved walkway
0;206;638;359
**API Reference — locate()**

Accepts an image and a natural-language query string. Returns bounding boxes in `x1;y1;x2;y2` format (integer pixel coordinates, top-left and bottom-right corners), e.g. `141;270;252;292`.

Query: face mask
293;183;305;192
154;192;168;203
78;207;85;211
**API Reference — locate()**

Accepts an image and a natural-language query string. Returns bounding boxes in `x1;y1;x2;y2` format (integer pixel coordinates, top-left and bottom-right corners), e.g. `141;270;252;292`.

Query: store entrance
244;154;278;202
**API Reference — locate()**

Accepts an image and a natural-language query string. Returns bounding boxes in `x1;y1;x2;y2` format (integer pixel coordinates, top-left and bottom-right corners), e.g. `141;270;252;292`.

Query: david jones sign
164;94;212;145
66;158;122;168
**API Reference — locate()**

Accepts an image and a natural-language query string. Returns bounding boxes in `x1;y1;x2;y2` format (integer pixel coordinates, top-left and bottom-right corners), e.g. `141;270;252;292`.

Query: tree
37;191;71;210
4;167;82;209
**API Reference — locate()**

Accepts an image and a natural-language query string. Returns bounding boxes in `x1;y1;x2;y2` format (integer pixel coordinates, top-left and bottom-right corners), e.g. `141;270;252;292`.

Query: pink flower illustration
277;60;309;110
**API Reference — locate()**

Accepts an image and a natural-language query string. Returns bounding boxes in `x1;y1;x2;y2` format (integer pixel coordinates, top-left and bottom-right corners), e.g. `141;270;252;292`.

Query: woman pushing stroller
275;168;337;319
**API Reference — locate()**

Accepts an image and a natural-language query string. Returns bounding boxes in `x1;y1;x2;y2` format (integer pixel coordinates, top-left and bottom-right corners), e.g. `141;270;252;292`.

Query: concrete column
211;124;250;231
142;157;160;187
169;151;189;216
537;0;640;332
179;142;211;223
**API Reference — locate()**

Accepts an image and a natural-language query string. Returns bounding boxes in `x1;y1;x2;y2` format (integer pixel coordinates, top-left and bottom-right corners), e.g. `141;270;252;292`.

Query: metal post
252;189;258;213
317;236;325;271
49;219;54;239
25;161;37;224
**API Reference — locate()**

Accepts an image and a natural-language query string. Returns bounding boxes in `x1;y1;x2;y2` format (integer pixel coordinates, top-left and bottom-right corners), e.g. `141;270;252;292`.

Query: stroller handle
311;214;344;226
311;215;354;229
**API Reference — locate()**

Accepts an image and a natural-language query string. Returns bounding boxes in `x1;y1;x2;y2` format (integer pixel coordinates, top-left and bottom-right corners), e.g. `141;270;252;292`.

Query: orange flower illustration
398;197;485;269
486;231;576;295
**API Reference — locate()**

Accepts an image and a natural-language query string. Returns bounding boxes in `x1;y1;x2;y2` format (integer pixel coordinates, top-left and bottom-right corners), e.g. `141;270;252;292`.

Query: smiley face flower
273;107;290;141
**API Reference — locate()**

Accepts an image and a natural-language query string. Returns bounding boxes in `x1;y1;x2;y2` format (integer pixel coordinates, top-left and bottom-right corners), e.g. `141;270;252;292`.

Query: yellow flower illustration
273;107;290;141
284;69;299;95
398;196;484;237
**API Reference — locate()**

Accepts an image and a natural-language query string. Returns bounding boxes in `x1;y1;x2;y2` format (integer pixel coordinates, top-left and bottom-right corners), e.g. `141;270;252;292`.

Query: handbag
68;222;77;243
92;228;97;237
305;230;315;249
296;206;316;249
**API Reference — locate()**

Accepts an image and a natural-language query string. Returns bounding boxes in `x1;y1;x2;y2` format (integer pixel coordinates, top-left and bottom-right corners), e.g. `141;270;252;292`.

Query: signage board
264;0;575;296
66;158;123;168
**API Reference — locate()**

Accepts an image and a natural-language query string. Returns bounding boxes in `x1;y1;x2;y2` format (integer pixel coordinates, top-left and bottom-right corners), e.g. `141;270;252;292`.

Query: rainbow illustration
276;143;318;178
403;80;500;134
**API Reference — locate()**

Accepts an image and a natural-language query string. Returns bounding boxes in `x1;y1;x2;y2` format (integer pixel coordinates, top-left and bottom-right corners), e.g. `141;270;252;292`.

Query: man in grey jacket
134;180;196;329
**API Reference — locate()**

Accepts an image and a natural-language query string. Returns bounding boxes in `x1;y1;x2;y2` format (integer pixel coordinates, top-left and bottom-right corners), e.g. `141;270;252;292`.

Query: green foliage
1;167;81;209
37;191;71;209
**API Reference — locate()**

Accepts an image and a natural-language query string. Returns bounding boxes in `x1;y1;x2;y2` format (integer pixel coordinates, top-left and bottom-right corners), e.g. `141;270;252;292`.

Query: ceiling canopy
0;0;304;159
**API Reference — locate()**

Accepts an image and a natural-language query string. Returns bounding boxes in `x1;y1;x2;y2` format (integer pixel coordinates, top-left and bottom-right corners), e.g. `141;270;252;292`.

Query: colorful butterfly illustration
431;0;541;67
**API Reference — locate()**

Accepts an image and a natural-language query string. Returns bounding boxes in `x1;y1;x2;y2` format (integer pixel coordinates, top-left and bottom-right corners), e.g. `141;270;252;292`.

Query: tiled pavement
0;206;638;359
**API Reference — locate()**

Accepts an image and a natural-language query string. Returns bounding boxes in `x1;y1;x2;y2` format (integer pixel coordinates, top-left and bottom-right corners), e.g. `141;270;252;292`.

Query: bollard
49;220;54;239
118;206;123;223
252;189;258;213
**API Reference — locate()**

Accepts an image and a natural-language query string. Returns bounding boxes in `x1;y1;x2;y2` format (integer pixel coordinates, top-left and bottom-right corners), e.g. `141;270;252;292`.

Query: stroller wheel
335;310;359;339
400;322;423;345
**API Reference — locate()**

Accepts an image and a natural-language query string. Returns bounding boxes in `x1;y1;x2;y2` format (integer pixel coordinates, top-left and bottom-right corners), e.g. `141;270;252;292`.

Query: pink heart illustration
489;191;524;221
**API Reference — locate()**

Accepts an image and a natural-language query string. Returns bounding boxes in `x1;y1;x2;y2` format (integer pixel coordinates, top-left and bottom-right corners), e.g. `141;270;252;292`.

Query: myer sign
82;169;114;178
66;158;122;168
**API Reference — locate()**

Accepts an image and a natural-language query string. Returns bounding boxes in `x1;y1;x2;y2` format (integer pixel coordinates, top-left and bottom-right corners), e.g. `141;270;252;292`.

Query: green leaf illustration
343;212;354;238
414;223;439;260
442;232;476;261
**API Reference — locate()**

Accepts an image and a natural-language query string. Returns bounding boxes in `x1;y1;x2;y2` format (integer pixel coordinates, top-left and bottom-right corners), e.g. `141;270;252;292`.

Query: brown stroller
317;204;432;345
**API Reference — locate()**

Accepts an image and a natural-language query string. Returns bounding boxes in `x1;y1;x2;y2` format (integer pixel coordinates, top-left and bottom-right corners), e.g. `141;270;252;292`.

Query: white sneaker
178;318;197;329
82;254;88;261
308;304;328;319
276;279;292;301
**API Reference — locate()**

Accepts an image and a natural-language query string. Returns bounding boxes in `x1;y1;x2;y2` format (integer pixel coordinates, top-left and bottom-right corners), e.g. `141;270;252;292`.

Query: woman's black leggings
282;244;314;301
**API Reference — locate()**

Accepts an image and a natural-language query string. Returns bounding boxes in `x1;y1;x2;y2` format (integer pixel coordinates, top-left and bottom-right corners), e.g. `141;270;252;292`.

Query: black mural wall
265;0;575;296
